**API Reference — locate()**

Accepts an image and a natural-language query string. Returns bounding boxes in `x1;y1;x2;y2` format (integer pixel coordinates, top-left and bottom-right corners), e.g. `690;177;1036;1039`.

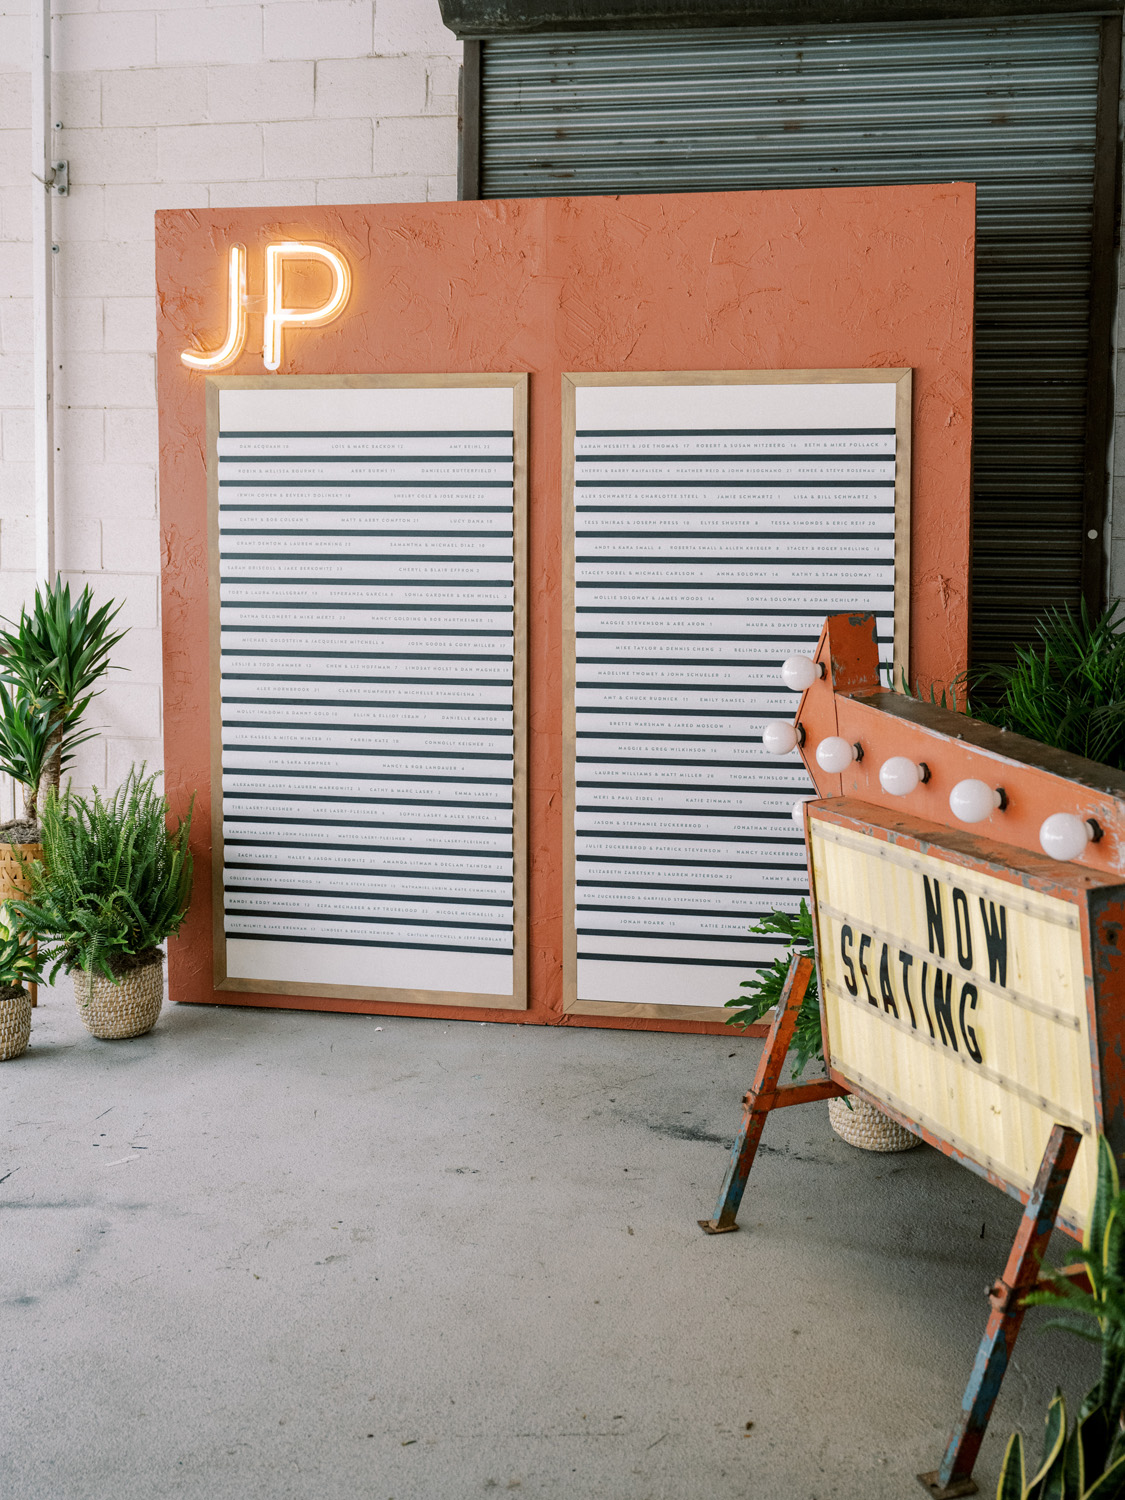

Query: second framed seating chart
207;374;527;1009
561;370;911;1021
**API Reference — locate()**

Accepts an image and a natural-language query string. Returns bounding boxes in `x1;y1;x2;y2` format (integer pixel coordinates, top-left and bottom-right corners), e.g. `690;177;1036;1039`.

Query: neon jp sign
180;241;352;372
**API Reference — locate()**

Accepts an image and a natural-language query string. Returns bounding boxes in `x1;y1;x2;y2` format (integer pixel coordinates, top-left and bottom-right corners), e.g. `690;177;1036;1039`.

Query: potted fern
12;769;194;1040
0;904;45;1060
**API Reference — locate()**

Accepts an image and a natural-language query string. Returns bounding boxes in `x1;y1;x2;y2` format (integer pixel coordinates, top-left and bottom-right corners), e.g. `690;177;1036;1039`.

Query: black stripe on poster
218;504;514;512
226;907;512;932
223;860;512;882
222;744;512;760
219;481;513;489
230;933;514;955
574;480;895;490
575;427;894;436
576;952;778;968
229;885;513;905
220;429;514;437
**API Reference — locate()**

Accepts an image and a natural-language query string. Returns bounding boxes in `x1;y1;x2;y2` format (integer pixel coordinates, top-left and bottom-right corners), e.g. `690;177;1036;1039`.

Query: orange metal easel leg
699;954;847;1235
918;1122;1083;1499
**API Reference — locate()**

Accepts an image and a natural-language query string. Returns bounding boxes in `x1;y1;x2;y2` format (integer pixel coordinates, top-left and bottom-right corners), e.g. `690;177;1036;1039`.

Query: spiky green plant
724;900;825;1078
0;680;97;827
969;602;1125;771
0;576;127;821
995;1137;1125;1498
11;768;194;983
0;903;43;995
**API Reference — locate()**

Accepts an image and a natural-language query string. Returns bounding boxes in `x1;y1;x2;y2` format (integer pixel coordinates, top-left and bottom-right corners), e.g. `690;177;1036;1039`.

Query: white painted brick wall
12;2;1119;785
0;0;461;794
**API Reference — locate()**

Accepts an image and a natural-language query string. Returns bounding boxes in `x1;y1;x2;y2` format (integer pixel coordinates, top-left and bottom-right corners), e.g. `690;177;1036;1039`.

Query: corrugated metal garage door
477;18;1105;664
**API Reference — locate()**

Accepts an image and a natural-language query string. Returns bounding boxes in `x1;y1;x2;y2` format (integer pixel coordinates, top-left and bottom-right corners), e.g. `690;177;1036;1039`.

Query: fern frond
9;766;194;981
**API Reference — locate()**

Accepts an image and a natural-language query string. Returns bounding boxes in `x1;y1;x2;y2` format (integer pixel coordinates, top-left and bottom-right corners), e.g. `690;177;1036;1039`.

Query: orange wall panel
155;185;975;1031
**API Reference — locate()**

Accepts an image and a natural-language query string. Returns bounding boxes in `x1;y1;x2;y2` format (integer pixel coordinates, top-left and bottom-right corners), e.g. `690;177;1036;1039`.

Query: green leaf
1056;1420;1083;1500
996;1432;1025;1500
967;602;1125;770
1077;1398;1111;1483
726;898;823;1078
1027;1391;1068;1495
1088;1139;1122;1285
1083;1449;1125;1499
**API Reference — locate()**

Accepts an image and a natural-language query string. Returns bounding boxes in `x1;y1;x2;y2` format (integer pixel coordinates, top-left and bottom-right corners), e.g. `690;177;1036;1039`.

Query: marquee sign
809;799;1107;1236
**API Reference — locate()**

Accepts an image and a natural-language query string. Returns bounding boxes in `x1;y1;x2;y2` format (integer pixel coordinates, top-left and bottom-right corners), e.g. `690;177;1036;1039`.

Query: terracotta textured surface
154;185;976;1030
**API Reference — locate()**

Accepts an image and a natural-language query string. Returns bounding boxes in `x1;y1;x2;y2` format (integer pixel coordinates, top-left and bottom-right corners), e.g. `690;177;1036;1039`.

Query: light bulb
762;721;800;756
949;779;1003;824
879;756;921;797
1039;813;1095;862
815;736;857;774
791;798;814;826
780;656;824;692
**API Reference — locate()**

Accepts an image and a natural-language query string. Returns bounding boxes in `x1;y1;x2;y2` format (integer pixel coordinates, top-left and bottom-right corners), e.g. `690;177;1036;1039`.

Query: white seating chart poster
563;371;910;1019
208;376;527;1008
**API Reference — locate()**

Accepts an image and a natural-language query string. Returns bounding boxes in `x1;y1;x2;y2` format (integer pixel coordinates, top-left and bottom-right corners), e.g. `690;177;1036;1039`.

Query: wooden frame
561;368;912;1021
205;372;529;1011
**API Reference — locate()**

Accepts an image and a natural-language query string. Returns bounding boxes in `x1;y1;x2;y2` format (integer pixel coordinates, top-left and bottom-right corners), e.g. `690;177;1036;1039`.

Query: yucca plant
995;1137;1125;1498
969;602;1125;772
0;680;98;831
725;900;824;1078
11;768;194;983
0;576;127;826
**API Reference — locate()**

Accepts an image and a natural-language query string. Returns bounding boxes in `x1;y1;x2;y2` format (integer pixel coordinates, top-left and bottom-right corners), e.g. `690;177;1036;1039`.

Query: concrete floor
2;984;1099;1500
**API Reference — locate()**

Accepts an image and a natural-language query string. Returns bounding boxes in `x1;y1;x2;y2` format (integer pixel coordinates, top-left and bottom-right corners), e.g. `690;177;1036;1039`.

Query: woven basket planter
0;841;41;1008
829;1095;921;1153
73;958;163;1040
0;841;41;903
0;985;31;1060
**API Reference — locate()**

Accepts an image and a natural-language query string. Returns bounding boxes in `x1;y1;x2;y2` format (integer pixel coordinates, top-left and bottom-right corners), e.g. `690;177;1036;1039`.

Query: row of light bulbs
774;655;1103;864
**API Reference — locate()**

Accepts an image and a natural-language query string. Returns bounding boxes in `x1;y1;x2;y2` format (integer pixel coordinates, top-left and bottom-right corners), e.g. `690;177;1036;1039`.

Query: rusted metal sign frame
806;796;1120;1241
793;611;1125;1197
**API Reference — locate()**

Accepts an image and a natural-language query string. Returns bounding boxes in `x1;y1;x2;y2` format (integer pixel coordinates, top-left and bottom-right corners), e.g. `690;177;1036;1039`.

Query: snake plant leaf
1078;1399;1111;1486
997;1433;1026;1500
1088;1140;1122;1284
1082;1450;1125;1499
1027;1392;1069;1495
1105;1201;1125;1299
1059;1420;1087;1500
